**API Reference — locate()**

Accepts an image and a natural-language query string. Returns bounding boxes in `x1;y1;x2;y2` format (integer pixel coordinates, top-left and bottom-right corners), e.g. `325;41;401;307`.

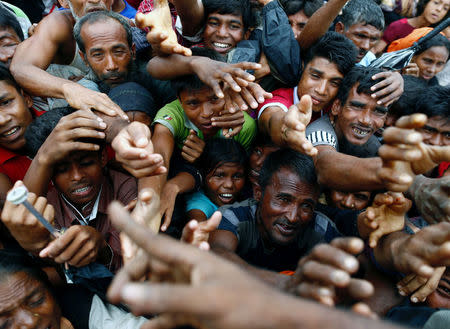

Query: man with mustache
209;149;341;281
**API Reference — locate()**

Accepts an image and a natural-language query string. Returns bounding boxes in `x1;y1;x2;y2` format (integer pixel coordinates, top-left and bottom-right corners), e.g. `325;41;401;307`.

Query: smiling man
305;66;392;191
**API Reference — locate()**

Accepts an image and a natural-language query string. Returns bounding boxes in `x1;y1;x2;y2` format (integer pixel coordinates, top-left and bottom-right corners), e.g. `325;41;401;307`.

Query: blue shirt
185;190;218;218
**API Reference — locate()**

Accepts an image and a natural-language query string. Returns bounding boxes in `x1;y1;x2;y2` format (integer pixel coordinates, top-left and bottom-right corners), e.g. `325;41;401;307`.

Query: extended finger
410;266;445;303
383;127;422;145
229;91;248;111
181;220;198;244
395;114;427;129
200;211;222;233
301;260;351;287
347;278;374;300
378;144;422;162
296;282;335;306
25;196;47;226
330;237;365;256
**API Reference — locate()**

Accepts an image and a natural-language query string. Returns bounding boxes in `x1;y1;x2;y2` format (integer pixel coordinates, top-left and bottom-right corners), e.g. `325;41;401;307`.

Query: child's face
179;86;225;138
203;12;245;55
205;162;245;206
53;150;106;207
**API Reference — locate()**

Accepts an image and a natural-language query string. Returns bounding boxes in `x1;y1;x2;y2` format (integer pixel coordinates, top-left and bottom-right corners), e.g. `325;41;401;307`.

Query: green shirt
153;99;256;151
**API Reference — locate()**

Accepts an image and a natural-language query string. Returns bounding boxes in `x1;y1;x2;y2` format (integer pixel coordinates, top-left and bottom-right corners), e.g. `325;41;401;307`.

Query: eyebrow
349;100;366;108
375;105;388;113
208;15;242;25
309;68;324;75
0;92;11;102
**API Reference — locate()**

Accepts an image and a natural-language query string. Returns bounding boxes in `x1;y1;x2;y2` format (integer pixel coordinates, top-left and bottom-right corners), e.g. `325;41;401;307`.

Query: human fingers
330;237;365;256
108;202;205;266
378;144;422;162
382;127;422;145
160;202;175;232
301;260;351;287
296;282;335;306
39;228;77;261
183;136;204;153
223;89;239;113
395;114;427;129
108;253;153;304
283;128;317;156
92;94;128;120
351;303;378;319
246;82;272;106
346;278;374;300
200;211;222;233
181;220;199;244
43;203;55;227
181;151;196;163
228;90;249;111
68;242;97;267
377;167;414;192
409;266;445;303
231;62;260;81
223;125;242;138
24;196;48;226
212;113;245;129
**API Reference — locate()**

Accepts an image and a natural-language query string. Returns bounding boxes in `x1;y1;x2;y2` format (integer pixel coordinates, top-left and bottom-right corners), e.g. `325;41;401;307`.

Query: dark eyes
0;99;12;107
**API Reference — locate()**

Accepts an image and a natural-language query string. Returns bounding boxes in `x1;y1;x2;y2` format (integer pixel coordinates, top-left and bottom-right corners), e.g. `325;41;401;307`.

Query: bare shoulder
34;10;75;44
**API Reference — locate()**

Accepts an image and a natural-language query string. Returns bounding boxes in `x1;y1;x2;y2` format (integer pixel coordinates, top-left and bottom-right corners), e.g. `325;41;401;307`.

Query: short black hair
203;0;256;31
171;47;224;95
415;33;450;57
199;138;247;178
336;66;384;105
73;10;132;54
0;62;21;91
24;107;107;158
403;85;450;121
389;75;427;119
258;149;317;193
340;0;384;31
304;31;358;75
0;4;24;41
0;249;49;287
282;0;323;17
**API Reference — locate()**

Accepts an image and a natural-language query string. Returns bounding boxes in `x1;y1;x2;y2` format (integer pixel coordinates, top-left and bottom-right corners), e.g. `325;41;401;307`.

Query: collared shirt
47;169;137;272
153;99;257;151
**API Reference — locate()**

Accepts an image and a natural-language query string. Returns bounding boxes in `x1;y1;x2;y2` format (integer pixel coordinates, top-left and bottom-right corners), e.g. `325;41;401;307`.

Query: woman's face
0;271;61;329
205;162;245;206
412;46;449;81
422;0;449;25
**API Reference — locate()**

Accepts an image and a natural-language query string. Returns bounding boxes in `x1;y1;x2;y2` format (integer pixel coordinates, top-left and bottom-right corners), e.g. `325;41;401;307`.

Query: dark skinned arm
172;0;205;37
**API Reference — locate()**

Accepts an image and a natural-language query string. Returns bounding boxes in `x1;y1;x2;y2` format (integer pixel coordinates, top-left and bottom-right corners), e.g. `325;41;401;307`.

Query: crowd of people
0;0;449;328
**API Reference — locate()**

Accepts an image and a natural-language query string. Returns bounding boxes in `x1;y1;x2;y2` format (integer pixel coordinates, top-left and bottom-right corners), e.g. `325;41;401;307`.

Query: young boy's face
0;81;33;151
53;150;106;207
179;86;225;138
203;12;246;55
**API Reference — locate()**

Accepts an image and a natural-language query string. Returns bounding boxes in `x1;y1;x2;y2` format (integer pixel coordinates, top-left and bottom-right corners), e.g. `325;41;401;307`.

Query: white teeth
220;194;233;198
213;42;231;49
3;126;19;137
74;186;89;193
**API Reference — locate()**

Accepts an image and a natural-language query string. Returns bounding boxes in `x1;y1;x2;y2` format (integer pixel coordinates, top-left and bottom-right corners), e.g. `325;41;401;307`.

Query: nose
105;54;118;71
69;164;84;182
285;205;300;225
314;79;327;96
360;38;370;51
217;24;228;37
359;108;372;126
200;103;213;118
0;47;14;65
15;308;39;328
342;194;355;209
223;176;233;189
0;112;12;126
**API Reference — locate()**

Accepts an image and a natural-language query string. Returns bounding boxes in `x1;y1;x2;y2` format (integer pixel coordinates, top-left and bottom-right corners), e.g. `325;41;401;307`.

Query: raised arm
172;0;205;37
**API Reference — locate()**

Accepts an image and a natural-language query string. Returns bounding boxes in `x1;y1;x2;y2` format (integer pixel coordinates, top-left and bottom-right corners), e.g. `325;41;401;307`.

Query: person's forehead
0;27;21;42
345;84;373;105
347;23;382;37
268;168;316;195
426;116;450;130
0;80;20;98
420;46;449;59
208;12;243;24
0;272;40;313
306;57;343;78
81;19;128;48
180;86;215;101
289;10;309;22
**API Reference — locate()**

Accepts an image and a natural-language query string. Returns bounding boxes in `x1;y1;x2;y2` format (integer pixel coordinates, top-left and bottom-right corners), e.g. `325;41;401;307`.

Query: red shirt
257;87;327;122
0;108;45;184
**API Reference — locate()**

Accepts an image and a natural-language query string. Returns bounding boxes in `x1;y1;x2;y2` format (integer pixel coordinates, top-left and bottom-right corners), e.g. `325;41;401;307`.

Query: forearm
147;54;197;79
22;153;53;196
299;0;349;49
373;231;409;272
315;149;384;191
172;0;204;36
168;172;196;194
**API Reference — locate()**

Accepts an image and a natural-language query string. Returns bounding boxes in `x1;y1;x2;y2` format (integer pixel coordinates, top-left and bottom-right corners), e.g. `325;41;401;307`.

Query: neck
408;16;429;28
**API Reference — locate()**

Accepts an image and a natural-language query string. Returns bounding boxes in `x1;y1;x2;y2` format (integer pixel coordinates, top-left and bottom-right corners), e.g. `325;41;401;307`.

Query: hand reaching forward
397;266;446;304
181;211;222;250
135;1;191;57
112;122;166;178
358;192;411;248
281;95;317;156
288;237;374;306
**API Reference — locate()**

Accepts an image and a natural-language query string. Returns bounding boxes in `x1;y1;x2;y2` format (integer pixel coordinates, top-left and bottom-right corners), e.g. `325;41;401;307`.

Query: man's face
248;144;280;188
337;23;381;62
297;57;344;112
0;27;21;68
63;0;113;18
205;162;246;206
0;81;33;151
81;19;133;88
203;12;246;55
413;46;449;81
53;150;105;207
257;167;318;247
427;267;450;308
418;116;450;146
327;190;371;211
288;10;309;42
0;271;61;329
179;86;225;138
332;84;388;145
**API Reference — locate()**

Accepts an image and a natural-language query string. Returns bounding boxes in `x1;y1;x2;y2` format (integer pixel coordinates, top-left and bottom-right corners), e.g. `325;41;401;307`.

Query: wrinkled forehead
0;272;42;313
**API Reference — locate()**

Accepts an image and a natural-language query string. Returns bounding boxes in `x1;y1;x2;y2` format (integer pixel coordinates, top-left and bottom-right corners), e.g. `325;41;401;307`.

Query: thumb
130;123;151;148
202;211;222;232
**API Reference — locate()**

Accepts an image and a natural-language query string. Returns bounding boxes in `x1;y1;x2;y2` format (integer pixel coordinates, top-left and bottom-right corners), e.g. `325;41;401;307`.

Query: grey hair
341;0;385;31
73;10;133;54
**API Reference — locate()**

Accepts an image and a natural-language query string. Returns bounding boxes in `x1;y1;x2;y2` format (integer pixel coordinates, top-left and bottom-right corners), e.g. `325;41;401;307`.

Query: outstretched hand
358;192;410;248
281;95;317;156
181;211;222;250
135;0;191;57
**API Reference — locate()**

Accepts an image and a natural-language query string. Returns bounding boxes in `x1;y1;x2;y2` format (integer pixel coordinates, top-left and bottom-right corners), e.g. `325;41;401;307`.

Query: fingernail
399;174;412;184
99;122;107;128
121;284;142;301
343;257;358;270
331;270;348;284
406;133;422;143
411;296;418;303
406;150;421;160
398;290;406;296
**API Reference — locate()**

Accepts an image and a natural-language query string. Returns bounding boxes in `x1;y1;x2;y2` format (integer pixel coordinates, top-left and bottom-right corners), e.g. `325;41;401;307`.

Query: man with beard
9;0;128;119
209;149;341;284
73;10;175;115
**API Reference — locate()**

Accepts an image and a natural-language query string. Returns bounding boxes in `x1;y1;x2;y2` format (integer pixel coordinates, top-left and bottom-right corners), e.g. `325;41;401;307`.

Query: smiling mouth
71;185;93;197
86;6;105;13
1;126;20;138
275;223;297;235
218;193;234;202
212;42;232;51
351;126;371;138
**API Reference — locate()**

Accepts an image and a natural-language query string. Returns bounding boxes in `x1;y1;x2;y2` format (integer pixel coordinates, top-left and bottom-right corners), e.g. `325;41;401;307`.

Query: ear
253;183;262;201
331;98;342;117
21;90;33;109
335;21;345;34
244;29;251;40
131;43;136;60
79;50;88;65
58;0;69;9
100;148;108;167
